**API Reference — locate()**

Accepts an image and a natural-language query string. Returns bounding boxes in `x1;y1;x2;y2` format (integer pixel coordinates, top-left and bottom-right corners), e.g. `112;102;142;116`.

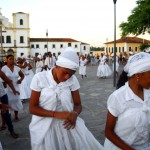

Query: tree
119;0;150;37
139;43;150;51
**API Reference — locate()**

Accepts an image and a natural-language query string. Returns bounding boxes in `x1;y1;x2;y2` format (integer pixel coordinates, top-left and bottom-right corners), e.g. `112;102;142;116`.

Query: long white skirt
79;66;86;75
31;118;104;150
7;91;23;111
19;75;31;99
97;64;112;77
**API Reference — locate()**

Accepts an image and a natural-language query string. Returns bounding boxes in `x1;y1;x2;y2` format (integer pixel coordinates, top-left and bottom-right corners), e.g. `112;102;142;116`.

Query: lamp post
46;29;48;53
113;0;117;87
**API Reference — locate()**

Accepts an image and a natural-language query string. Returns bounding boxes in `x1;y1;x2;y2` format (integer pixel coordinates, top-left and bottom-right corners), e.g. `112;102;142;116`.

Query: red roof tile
104;37;150;44
30;38;80;42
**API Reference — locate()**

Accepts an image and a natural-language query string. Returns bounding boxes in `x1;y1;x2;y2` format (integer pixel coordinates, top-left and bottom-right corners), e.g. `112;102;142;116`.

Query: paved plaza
0;64;123;150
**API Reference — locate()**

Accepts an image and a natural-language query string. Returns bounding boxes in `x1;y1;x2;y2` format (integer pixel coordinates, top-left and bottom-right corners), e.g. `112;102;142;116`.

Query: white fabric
0;78;6;97
104;82;150;150
56;47;79;71
56;56;79;71
19;62;32;99
127;52;150;77
37;55;42;59
79;59;87;75
112;56;119;72
36;61;43;74
29;70;103;150
97;56;112;77
45;56;53;69
1;66;23;111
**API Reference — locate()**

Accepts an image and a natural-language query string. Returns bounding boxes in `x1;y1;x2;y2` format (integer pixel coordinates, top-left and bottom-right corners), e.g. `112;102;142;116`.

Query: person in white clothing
44;52;53;70
0;70;19;138
97;53;112;78
17;57;33;102
2;55;24;121
79;55;88;78
104;52;150;150
29;47;104;150
35;55;43;74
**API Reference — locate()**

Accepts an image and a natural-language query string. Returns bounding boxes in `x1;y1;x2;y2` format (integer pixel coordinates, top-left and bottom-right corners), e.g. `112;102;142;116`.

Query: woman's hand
13;90;20;95
17;79;22;84
63;111;78;129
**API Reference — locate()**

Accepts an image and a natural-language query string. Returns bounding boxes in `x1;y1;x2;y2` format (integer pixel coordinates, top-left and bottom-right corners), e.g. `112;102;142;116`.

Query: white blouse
104;82;150;150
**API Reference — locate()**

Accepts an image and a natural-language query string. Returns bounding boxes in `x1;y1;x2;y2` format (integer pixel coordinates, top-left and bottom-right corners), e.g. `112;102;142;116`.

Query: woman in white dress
17;57;32;102
79;55;88;78
2;55;24;121
35;55;43;74
97;53;112;78
29;47;104;150
104;52;150;150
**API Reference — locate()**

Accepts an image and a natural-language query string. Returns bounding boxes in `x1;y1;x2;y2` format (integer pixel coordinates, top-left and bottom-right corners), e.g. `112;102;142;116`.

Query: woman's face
7;56;14;65
55;66;76;83
139;71;150;89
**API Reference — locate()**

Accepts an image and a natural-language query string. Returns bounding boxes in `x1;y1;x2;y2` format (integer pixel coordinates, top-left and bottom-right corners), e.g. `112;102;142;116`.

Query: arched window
20;19;23;25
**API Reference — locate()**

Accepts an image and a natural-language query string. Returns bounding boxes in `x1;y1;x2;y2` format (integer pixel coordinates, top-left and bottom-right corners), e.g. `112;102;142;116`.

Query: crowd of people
0;47;150;150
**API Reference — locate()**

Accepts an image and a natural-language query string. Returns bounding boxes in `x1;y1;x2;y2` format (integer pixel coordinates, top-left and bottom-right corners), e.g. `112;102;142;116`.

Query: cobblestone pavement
0;65;123;150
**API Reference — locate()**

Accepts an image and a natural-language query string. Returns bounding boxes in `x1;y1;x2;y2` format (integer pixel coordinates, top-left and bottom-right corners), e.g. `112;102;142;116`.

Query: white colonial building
0;9;90;59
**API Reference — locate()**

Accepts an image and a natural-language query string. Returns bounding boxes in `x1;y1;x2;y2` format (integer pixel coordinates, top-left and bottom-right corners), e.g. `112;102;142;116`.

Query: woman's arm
0;70;19;95
30;90;75;124
72;90;82;115
27;63;32;70
105;111;135;150
21;61;28;69
17;70;24;84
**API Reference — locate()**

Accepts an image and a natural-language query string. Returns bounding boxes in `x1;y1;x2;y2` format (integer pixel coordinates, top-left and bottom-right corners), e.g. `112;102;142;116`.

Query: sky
0;0;145;47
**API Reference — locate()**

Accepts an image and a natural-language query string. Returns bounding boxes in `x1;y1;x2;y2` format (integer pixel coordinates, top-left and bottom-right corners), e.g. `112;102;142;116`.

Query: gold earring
136;76;139;81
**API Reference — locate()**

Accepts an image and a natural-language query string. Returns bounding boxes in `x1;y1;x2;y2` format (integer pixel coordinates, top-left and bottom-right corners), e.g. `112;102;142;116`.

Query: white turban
124;52;150;77
56;47;79;70
37;55;42;59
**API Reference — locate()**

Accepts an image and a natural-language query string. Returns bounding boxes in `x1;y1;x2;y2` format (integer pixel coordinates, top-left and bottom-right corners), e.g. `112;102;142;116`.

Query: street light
113;0;117;87
46;29;48;53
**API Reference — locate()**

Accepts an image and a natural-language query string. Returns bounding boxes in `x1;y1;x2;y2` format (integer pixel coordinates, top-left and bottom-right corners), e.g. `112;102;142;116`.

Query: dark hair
116;70;128;89
6;54;14;59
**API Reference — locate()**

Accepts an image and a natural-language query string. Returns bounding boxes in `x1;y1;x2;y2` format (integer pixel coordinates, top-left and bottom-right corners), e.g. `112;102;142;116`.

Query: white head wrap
129;51;134;55
124;52;150;77
37;55;42;59
56;47;79;70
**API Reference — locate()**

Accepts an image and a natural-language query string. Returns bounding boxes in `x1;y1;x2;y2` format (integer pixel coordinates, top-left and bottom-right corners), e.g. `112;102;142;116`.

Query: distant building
104;37;150;55
30;38;90;57
0;9;90;59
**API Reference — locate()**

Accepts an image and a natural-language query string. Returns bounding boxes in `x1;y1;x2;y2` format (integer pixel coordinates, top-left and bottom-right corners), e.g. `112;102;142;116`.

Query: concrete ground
0;64;122;150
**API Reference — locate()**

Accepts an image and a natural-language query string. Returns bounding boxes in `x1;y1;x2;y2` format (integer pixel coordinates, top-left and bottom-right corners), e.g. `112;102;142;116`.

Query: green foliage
119;0;150;37
90;46;104;51
139;43;150;51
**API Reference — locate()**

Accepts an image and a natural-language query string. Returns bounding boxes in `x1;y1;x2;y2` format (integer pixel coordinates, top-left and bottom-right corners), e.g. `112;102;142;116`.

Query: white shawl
29;71;79;145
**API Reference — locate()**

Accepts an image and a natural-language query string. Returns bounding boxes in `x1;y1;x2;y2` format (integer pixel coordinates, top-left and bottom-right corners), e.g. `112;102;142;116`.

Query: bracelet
52;111;55;118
